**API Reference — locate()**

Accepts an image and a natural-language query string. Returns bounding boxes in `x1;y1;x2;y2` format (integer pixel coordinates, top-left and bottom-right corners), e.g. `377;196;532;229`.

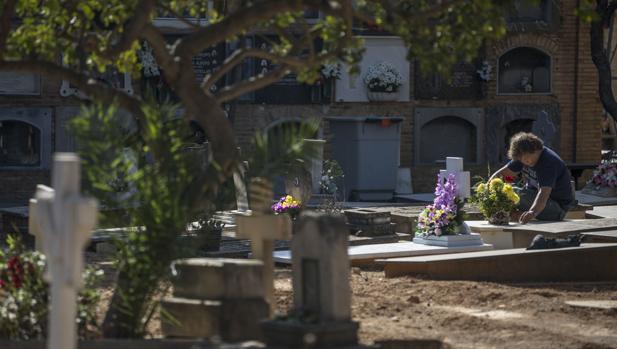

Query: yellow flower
489;178;503;188
476;183;487;193
490;178;504;192
509;191;520;204
503;184;513;193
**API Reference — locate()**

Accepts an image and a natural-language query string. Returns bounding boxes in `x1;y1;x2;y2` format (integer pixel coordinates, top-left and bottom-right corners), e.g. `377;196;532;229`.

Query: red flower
7;256;24;289
504;175;515;183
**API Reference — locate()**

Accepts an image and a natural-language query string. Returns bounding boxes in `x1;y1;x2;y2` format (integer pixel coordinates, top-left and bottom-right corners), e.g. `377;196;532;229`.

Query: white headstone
440;157;471;199
29;153;98;349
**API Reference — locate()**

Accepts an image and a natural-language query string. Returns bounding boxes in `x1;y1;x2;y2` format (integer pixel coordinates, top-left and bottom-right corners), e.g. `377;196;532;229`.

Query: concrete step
379;243;617;281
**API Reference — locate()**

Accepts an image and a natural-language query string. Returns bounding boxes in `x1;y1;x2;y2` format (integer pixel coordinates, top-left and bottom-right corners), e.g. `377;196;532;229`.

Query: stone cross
235;178;291;315
439;157;471;199
28;153;98;349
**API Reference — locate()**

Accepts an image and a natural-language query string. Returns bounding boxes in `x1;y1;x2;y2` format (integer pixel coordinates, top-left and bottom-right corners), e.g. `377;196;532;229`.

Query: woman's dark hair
508;132;544;160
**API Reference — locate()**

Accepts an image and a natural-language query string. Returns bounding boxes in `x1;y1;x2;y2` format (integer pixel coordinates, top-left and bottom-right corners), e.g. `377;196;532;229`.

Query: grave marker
28;153;98;349
235;178;292;315
439;157;471;199
261;212;359;348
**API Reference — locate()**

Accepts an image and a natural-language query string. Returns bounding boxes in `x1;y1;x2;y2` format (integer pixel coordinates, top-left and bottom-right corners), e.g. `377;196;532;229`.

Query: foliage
2;0;520;338
588;162;617;188
471;178;520;219
363;61;403;92
245;120;321;182
416;174;466;237
71;101;225;337
321;62;342;80
319;159;344;195
0;235;101;339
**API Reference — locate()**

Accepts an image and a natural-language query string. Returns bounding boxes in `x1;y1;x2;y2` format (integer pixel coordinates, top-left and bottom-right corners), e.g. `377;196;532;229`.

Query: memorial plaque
252;35;319;104
0;72;41;95
414;61;482;100
192;43;226;90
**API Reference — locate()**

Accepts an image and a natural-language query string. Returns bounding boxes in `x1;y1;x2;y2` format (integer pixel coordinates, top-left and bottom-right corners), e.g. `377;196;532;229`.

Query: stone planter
488;210;510;225
366;90;399;102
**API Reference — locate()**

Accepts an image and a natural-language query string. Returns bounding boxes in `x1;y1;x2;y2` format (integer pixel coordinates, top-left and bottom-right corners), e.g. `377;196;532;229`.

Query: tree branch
0;0;17;60
214;65;291;103
102;0;157;59
591;0;617;121
0;60;145;122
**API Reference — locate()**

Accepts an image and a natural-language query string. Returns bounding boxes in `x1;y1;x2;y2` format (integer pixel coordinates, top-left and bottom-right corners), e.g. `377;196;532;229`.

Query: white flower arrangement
321;62;341;80
137;42;161;78
476;60;492;82
363;61;403;92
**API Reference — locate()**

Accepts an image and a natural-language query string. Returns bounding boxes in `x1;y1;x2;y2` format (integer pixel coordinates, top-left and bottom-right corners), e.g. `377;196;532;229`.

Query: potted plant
363;61;403;101
471;178;520;225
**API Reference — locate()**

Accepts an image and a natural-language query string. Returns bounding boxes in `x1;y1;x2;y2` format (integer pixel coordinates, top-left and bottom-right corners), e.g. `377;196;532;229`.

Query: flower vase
366;90;399;102
488;210;510;225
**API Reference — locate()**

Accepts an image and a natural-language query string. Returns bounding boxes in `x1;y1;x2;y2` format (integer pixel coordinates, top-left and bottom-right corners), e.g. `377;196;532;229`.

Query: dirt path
274;268;617;349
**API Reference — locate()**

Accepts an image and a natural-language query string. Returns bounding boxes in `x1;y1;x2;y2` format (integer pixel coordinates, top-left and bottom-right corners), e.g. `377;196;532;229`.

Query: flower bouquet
471;178;520;225
319;159;344;195
415;174;467;237
272;195;302;219
363;61;402;101
583;162;617;197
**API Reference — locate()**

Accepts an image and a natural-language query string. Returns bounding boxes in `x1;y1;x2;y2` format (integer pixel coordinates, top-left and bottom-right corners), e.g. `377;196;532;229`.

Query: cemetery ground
88;250;617;349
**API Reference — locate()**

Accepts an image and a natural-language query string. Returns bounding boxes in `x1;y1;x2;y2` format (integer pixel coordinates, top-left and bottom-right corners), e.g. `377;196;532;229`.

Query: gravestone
28;153;98;349
261;212;359;348
160;258;268;341
0;71;41;95
414;61;481;100
438;157;471;199
344;208;395;236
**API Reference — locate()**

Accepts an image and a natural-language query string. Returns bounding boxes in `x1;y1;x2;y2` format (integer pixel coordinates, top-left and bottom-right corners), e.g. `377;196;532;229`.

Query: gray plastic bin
327;116;404;201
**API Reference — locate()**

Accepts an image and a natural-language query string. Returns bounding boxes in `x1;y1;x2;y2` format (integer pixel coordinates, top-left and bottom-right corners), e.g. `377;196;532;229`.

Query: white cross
29;153;98;349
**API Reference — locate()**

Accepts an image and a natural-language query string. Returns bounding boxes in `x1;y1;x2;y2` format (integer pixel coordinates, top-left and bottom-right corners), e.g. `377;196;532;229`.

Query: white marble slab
576;191;617;206
413;233;484;247
273;241;493;264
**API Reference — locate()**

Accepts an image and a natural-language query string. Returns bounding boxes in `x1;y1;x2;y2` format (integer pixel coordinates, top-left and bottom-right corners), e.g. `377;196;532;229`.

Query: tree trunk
591;0;617;122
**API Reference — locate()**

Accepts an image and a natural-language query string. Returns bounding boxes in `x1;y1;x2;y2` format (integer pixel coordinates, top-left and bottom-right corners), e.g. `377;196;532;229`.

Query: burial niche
419;116;477;164
0;120;41;166
508;0;551;23
498;47;551;94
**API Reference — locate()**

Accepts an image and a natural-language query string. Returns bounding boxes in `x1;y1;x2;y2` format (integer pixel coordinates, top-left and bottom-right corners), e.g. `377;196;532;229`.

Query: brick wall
0;1;606;198
231;1;604;193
